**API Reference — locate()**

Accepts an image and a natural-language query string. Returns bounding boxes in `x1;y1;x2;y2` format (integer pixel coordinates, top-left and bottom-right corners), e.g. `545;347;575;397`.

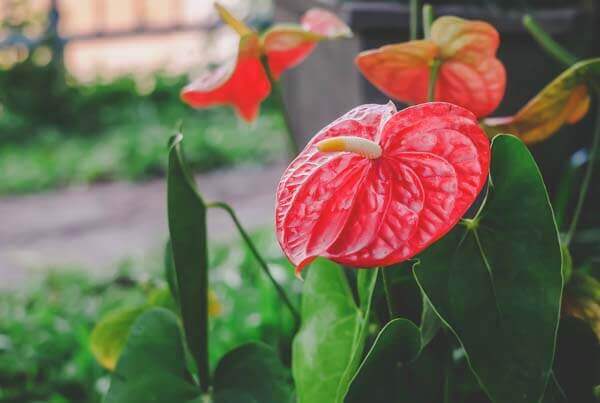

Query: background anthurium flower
276;102;490;275
355;16;506;118
483;58;600;144
181;4;351;122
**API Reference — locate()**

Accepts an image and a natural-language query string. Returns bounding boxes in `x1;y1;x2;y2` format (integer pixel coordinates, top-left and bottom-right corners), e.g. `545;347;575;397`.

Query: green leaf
104;308;201;403
553;317;599;403
292;260;378;403
345;318;422;403
420;297;442;347
167;133;210;388
213;342;293;402
164;239;180;307
91;306;148;371
413;135;563;403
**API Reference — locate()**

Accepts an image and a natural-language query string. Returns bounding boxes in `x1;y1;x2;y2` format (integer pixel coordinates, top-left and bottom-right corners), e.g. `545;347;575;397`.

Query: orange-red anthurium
356;16;506;118
276;102;490;276
181;4;351;122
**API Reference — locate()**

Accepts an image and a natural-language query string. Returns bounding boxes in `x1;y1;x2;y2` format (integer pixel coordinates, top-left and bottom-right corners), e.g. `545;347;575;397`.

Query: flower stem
410;0;420;40
522;14;577;67
206;201;301;327
422;4;435;40
261;56;300;157
564;96;600;245
381;268;396;320
428;59;441;102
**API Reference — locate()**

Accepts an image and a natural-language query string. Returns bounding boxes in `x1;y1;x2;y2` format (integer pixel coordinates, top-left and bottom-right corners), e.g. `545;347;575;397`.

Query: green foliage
0;271;148;403
414;135;563;403
213;343;293;402
292;260;377;403
0;103;285;194
104;308;202;403
345;318;422;403
167;134;210;389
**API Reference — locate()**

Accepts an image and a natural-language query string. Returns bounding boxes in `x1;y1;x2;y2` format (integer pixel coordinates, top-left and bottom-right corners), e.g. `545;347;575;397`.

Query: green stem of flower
381;268;396;320
428;59;441;102
565;95;600;245
422;4;435;40
261;56;300;157
206;201;301;327
410;0;420;40
522;14;577;67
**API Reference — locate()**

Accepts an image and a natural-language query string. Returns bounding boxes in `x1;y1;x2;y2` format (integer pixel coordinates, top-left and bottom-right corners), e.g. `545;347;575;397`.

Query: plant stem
522;14;577;67
410;0;420;40
428;59;441;102
422;4;435;40
207;201;301;327
565;97;600;245
262;56;300;157
381;268;396;320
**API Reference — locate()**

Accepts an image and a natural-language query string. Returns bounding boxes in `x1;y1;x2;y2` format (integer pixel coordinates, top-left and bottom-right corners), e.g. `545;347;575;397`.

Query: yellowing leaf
483;58;600;144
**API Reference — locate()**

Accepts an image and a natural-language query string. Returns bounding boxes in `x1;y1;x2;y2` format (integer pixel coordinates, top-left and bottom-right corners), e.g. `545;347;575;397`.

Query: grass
0;229;299;403
0;105;287;195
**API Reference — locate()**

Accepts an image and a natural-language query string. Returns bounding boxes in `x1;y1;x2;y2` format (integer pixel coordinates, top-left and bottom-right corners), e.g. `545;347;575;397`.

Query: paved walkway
0;162;286;290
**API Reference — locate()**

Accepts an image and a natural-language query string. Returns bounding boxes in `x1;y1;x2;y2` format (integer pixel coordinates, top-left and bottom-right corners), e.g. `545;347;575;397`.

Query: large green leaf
345;318;422;403
292;260;378;403
213;342;293;402
413;135;563;403
167;133;210;388
104;308;201;403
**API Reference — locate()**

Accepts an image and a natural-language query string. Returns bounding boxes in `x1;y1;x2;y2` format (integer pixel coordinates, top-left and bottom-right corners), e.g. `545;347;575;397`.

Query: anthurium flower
355;16;506;118
276;102;490;275
483;58;600;144
181;4;351;122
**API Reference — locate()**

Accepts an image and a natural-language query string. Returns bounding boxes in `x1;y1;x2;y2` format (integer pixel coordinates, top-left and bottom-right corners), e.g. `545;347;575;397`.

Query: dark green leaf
213;342;293;403
345;319;421;403
420;297;442;347
167;134;210;387
292;260;377;403
164;239;180;307
553;317;599;403
104;308;201;403
414;135;563;403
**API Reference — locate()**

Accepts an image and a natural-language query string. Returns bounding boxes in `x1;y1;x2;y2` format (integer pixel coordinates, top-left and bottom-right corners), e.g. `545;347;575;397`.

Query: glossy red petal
181;52;271;122
276;103;397;271
276;102;490;272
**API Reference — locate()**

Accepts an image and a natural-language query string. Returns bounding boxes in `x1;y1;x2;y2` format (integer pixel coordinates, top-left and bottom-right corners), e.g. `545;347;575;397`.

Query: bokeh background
0;1;597;402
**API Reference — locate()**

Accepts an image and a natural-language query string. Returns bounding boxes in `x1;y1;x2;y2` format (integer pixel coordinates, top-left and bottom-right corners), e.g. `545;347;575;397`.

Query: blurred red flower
356;16;506;118
181;4;351;122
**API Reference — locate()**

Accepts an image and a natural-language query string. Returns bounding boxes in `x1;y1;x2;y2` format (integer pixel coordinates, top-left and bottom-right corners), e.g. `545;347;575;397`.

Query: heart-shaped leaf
413;134;563;403
104;308;201;403
345;318;422;402
213;343;293;402
292;259;378;403
167;133;210;388
483;58;600;144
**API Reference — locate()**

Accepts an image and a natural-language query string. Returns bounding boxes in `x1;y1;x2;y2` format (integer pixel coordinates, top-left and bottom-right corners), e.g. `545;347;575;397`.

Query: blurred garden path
0;162;286;290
